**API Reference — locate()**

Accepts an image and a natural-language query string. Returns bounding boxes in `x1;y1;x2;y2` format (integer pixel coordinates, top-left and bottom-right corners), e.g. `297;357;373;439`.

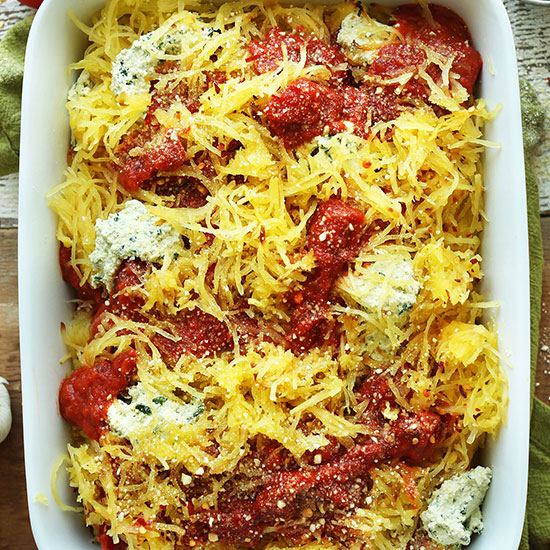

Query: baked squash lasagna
51;0;507;549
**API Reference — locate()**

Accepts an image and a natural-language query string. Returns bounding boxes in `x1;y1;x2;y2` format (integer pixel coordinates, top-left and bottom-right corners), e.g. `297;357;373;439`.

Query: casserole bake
19;0;530;549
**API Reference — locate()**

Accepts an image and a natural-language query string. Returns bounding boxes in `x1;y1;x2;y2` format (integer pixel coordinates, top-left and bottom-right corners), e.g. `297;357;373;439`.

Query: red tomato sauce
204;70;229;93
58;349;137;440
97;524;128;550
183;374;454;547
114;83;197;191
89;260;233;361
90;260;148;337
264;78;345;147
285;198;364;352
248;27;349;86
261;5;482;147
368;43;430;99
308;197;366;270
115;127;186;192
341;85;404;138
59;245;103;304
231;311;283;349
143;175;210;208
393;4;482;94
152;309;232;362
264;78;405;146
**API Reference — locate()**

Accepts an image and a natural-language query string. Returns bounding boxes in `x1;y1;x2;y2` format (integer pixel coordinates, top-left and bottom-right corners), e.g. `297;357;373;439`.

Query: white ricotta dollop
337;12;395;66
67;70;94;102
111;25;217;97
421;466;492;547
337;254;420;317
107;382;204;443
111;33;159;97
313;128;359;158
89;199;180;291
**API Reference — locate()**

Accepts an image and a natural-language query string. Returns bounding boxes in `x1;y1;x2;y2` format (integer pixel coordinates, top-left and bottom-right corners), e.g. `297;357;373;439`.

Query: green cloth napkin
0;16;33;176
519;81;550;550
1;15;549;550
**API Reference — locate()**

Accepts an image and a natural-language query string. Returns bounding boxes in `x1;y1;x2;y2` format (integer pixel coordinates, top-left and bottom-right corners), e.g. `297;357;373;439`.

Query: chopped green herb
136;404;152;415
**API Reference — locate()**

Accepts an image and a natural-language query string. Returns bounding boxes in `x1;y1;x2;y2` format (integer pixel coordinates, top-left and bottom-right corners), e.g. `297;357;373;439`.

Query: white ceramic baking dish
18;0;530;548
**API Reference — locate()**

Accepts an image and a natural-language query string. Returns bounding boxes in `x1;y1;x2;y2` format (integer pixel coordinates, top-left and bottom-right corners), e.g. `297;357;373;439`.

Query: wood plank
503;0;550;212
0;228;35;550
0;0;34;41
0;172;19;229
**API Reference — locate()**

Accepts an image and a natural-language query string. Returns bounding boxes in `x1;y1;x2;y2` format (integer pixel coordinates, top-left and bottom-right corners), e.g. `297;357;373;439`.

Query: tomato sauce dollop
368;43;430;100
146;175;210;208
264;78;405;146
59;245;103;304
262;5;482;147
96;524;128;550
248;27;349;85
58;349;137;440
90;260;148;337
264;78;345;147
393;4;482;94
286;198;364;352
115;127;186;192
114;83;197;191
308;197;365;272
152;309;232;362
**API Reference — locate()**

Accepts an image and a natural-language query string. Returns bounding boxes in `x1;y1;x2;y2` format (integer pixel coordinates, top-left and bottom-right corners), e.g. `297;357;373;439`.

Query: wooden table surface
0;0;549;548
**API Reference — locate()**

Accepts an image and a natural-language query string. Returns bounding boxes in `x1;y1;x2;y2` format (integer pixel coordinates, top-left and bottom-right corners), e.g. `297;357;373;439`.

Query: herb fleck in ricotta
89;199;180;291
107;382;204;444
421;466;492;547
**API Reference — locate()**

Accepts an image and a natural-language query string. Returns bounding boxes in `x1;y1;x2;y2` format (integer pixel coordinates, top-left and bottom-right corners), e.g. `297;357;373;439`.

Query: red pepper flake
135;516;152;528
423;389;431;397
445;289;451;300
475;408;481;412
362;160;372;169
470;258;479;265
459;385;467;398
547;77;550;87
